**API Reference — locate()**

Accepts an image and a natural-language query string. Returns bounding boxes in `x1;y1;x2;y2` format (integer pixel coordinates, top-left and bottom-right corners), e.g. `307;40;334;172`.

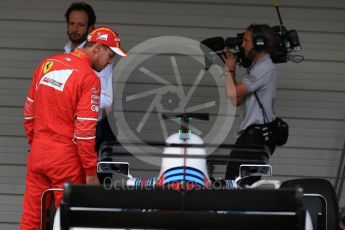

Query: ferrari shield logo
43;61;54;74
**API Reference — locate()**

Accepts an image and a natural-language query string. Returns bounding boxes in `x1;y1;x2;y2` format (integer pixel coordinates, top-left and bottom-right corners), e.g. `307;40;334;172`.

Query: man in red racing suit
20;26;127;230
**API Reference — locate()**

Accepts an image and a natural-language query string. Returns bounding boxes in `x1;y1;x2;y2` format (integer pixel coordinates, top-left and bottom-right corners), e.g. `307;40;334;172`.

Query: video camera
200;25;302;69
200;1;304;69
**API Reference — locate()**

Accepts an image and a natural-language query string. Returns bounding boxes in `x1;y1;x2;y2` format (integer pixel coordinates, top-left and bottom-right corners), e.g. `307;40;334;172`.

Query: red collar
71;49;92;67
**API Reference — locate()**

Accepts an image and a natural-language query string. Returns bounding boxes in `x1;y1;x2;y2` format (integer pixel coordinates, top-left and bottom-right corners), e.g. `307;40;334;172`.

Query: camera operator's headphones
250;24;267;51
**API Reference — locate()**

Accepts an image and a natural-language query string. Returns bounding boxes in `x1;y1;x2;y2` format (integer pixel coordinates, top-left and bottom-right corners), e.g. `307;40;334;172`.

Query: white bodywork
158;133;210;182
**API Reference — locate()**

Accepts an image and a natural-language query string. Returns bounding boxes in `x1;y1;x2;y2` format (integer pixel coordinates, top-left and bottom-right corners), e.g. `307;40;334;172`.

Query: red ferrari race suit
20;49;101;230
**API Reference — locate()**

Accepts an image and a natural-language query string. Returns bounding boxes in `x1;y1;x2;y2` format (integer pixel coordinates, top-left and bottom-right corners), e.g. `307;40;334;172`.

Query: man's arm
23;63;43;144
74;73;101;184
223;50;249;106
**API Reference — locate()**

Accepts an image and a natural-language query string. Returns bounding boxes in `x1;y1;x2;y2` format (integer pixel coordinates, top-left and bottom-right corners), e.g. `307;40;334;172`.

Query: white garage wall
0;0;344;228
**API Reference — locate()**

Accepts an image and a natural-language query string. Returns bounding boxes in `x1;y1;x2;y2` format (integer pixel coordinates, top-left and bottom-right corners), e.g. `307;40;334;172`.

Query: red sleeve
23;63;42;145
74;73;101;176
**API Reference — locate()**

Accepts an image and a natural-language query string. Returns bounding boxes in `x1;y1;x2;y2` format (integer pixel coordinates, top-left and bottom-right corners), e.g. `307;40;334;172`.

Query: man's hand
222;49;237;72
86;174;100;185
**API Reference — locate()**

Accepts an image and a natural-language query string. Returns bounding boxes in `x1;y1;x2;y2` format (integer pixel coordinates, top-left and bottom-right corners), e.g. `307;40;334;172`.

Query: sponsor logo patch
91;95;100;100
91;87;100;95
90;87;100;112
91;104;99;112
72;50;82;57
39;69;73;91
98;33;108;41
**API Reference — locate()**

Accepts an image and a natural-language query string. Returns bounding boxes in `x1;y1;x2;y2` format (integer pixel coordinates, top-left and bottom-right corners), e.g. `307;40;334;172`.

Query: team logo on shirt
43;61;54;74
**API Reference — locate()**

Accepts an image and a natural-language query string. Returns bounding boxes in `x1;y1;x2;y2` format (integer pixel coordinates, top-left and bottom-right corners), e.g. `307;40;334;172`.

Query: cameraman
223;24;277;180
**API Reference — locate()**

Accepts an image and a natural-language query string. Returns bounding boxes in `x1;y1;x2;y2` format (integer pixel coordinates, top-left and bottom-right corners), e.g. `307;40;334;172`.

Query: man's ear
93;43;102;54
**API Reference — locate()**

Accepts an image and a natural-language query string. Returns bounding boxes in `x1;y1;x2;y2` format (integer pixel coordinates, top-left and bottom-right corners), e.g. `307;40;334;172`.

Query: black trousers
95;113;117;154
96;113;118;183
225;126;275;180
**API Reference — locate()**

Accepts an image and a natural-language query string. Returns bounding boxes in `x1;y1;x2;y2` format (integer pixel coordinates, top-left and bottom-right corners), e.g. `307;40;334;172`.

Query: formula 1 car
50;113;339;230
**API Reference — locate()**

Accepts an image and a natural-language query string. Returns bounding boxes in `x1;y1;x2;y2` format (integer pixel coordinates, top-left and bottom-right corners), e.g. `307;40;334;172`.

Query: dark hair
247;24;276;53
65;2;96;27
